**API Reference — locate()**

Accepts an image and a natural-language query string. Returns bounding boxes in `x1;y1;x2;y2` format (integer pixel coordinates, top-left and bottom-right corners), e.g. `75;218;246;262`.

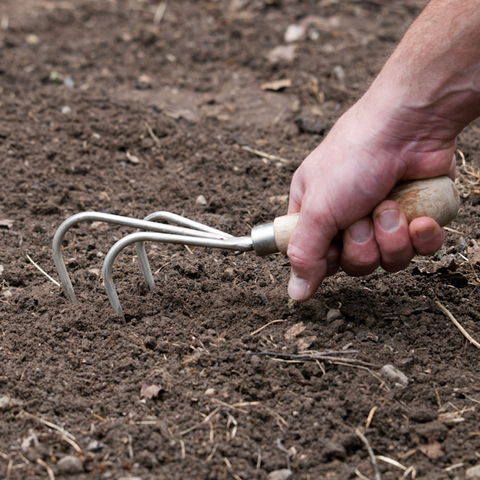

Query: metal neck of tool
251;222;278;256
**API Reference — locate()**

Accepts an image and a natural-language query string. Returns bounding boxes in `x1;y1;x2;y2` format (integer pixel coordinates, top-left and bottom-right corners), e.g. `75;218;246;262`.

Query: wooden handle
273;176;460;254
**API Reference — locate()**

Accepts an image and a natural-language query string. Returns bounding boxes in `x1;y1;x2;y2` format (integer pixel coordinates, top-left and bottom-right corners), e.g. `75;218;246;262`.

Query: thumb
286;205;338;301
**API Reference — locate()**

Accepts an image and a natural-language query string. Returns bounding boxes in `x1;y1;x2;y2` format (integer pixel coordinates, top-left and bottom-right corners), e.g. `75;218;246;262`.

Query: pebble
2;290;12;300
466;464;480;478
333;65;346;81
267;469;292;480
380;364;408;387
61;106;72;115
205;388;216;397
326;309;343;322
266;45;296;64
284;24;305;43
57;455;84;475
196;195;207;206
25;34;40;45
63;76;75;88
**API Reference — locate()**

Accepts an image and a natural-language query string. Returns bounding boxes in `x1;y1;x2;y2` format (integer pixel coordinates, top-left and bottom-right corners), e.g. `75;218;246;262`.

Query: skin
287;0;480;301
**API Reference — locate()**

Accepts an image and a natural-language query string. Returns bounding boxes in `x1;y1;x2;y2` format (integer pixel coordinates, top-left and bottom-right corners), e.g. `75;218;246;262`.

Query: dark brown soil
2;1;480;479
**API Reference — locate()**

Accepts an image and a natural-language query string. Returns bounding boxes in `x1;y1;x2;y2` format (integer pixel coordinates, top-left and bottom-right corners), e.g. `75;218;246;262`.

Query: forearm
366;0;480;139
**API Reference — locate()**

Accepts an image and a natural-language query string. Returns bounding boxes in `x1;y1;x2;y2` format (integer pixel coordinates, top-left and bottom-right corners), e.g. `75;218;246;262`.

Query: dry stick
153;1;167;24
37;459;55;480
241;145;289;164
365;406;377;429
356;428;381;480
145;122;161;144
436;301;480;349
6;459;12;480
26;254;60;287
180;407;220;436
250;319;286;336
376;455;407;472
355;468;370;480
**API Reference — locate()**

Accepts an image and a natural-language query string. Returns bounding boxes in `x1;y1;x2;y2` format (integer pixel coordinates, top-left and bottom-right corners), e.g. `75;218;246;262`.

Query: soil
2;1;480;479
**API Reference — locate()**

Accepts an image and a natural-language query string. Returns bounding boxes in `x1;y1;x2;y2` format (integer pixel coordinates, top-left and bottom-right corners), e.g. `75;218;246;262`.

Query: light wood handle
272;176;460;254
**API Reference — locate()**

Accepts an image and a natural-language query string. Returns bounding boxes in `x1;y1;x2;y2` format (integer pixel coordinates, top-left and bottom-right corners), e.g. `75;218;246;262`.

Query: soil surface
2;1;480;479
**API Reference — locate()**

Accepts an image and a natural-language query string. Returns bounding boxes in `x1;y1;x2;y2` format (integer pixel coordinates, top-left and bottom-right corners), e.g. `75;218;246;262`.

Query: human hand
287;97;457;301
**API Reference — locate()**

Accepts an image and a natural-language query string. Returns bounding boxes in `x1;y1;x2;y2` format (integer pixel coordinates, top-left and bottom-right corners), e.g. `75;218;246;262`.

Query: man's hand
286;0;480;301
287;98;456;301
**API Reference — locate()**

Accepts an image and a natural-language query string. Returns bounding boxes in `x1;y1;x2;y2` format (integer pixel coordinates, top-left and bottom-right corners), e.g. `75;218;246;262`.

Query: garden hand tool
52;176;460;318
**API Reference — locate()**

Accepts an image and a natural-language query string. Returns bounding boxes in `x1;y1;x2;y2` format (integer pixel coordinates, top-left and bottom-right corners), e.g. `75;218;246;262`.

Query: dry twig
356;428;381;480
180;407;220;436
250;319;286;336
436;301;480;349
241;145;289;164
26;254;60;287
37;459;55;480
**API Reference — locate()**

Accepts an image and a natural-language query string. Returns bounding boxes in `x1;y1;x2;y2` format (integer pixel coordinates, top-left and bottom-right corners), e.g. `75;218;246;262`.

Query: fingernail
418;227;434;241
349;220;372;244
288;274;308;301
378;209;400;233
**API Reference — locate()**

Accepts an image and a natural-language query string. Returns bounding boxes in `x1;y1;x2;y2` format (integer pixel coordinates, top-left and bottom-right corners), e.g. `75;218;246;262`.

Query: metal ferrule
251;222;278;256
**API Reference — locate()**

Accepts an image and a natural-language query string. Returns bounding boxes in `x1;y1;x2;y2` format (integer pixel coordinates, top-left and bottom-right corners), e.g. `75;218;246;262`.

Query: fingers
409;216;445;255
372;201;415;272
340;217;380;276
330;202;445;282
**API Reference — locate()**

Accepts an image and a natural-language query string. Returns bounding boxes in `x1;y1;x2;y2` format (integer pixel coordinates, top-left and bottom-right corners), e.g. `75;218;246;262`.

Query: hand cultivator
52;176;460;319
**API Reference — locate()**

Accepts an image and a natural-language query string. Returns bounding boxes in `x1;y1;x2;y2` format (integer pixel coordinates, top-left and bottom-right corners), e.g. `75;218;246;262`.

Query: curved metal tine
52;211;231;304
104;231;254;318
135;211;233;292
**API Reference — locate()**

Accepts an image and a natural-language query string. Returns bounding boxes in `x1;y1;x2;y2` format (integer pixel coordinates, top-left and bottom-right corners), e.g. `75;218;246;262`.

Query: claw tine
53;211;229;303
134;211;231;293
135;240;155;291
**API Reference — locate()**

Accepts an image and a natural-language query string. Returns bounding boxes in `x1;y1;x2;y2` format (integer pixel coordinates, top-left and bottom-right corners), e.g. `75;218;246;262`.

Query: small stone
333;65;346;81
57;455;84;475
61;106;72;115
381;364;408;386
196;195;207;206
136;74;152;90
223;267;235;279
284;24;305;43
466;464;480;478
63;76;75;88
267;469;292;480
205;388;216;397
0;265;3;275
25;34;39;44
295;114;328;135
266;45;296;64
326;309;343;322
2;290;12;300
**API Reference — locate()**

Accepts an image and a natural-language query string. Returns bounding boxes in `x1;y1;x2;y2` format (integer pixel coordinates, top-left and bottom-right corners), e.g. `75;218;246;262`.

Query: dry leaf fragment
261;79;292;91
0;219;14;229
469;239;480;264
285;322;306;340
297;336;317;352
418;441;444;459
269;195;288;205
141;384;162;399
